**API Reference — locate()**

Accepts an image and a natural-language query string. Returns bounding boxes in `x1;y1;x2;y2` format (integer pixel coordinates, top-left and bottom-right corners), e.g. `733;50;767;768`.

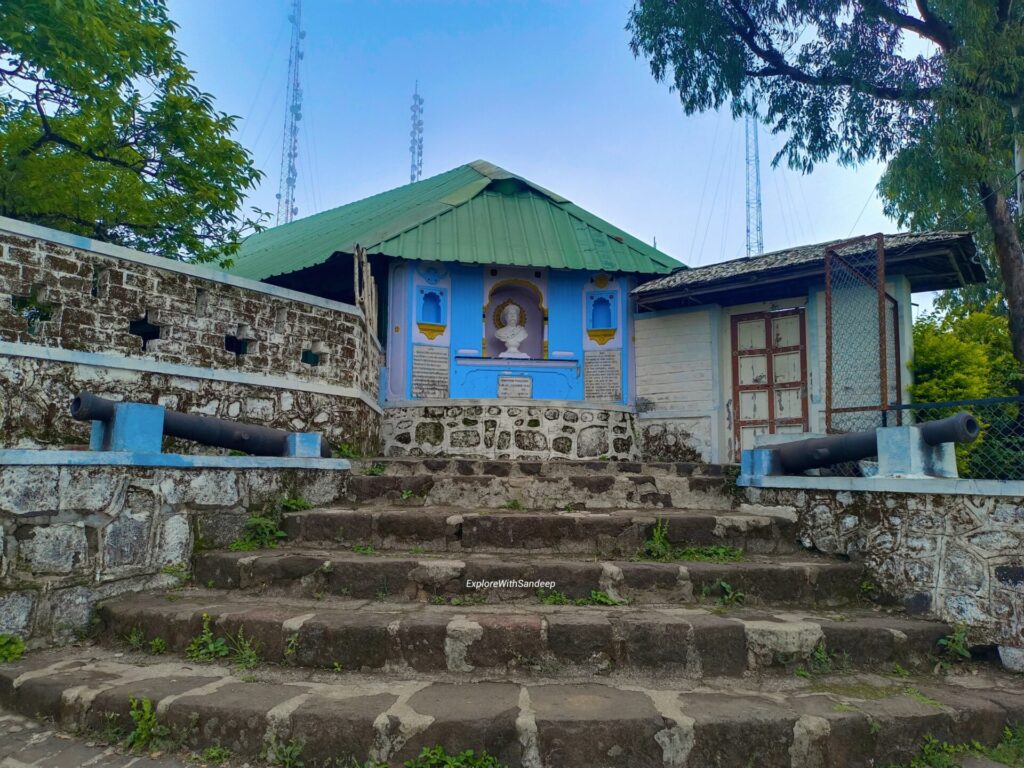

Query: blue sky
168;0;896;270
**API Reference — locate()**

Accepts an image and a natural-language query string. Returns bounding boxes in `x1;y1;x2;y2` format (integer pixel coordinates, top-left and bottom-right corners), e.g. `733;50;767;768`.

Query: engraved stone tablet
498;376;532;399
584;349;621;401
412;344;450;398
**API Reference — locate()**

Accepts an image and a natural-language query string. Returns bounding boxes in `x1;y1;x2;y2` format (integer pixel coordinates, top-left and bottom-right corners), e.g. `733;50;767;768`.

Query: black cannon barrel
918;411;980;446
71;391;332;458
771;411;980;474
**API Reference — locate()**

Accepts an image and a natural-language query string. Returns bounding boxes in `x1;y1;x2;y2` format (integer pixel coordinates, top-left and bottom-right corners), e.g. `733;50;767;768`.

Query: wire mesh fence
889;397;1024;481
824;245;900;434
828;397;1024;480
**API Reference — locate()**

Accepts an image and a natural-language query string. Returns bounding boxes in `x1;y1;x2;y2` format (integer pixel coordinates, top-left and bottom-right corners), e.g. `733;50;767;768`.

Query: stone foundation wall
637;416;709;462
0;464;351;644
0;355;381;456
746;486;1024;648
383;403;641;460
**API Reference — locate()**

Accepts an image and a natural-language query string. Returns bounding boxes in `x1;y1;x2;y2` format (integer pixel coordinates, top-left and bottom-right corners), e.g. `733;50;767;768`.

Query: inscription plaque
584;349;621;401
498;376;532;399
412;344;450;398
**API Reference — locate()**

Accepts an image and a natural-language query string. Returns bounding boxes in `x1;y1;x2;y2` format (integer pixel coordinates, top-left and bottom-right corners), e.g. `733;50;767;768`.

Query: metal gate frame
823;233;901;433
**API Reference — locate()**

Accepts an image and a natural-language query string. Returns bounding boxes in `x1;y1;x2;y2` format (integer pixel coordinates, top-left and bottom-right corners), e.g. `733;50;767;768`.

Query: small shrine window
586;291;617;345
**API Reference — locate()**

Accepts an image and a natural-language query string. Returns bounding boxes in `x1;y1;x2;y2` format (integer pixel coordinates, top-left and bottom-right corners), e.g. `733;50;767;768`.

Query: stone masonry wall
0;355;381;456
383;403;641;460
746;486;1024;648
0;222;382;453
0;464;351;644
0;226;381;395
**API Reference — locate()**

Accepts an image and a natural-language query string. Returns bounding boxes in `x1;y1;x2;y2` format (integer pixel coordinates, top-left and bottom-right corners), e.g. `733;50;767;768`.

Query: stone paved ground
0;708;190;768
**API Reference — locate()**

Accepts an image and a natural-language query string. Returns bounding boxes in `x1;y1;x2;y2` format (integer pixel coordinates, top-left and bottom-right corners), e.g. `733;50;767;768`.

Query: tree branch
861;0;955;50
726;0;936;101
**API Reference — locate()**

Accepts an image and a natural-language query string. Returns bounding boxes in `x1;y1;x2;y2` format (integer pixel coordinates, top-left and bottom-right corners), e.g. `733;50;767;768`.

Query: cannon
771;411;980;474
71;391;333;458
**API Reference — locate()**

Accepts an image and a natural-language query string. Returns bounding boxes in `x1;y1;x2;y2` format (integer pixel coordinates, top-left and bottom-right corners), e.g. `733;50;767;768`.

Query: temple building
229;160;682;458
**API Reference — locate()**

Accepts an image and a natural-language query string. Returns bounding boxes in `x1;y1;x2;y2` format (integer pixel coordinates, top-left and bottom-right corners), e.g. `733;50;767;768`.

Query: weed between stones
795;641;851;678
0;633;25;662
637;519;743;564
887;726;1024;768
537;588;624;606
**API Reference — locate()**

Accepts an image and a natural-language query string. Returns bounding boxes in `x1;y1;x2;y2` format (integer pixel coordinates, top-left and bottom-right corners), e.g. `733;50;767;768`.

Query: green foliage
0;0;264;262
536;589;568;606
198;745;232;764
284;632;300;661
892;663;911;679
352;544;376;556
229;515;287;551
536;589;622;606
161;562;191;587
185;613;229;663
503;499;525;511
333;443;361;459
910;310;1022;479
403;745;509;768
796;641;851;678
280;497;314;512
125;697;171;752
886;727;1024;767
988;726;1024;765
226;627;261;671
148;637;167;655
638;519;744;563
703;580;745;608
263;734;304;767
400;489;416;500
366;463;387;477
937;624;972;661
0;634;25;662
125;626;146;652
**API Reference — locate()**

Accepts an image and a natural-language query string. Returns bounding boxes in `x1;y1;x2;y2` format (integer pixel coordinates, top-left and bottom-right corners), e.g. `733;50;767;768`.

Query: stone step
341;472;734;510
194;549;863;607
282;507;800;556
351;457;729;479
98;591;951;676
3;651;1022;767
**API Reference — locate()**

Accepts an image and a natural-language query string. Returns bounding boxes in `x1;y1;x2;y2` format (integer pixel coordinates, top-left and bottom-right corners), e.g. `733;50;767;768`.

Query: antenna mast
744;110;764;257
276;0;304;225
410;82;424;183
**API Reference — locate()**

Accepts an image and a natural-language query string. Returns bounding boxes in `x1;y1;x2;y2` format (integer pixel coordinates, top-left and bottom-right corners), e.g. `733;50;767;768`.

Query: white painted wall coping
740;473;1024;498
0;216;384;354
1;341;383;414
383;398;636;413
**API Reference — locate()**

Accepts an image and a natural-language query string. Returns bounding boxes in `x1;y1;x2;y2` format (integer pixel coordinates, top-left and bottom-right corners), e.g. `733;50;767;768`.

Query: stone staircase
2;459;1023;767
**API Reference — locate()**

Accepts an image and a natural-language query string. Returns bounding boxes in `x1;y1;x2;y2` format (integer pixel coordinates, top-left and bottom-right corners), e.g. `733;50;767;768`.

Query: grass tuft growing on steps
636;519;743;564
886;726;1024;767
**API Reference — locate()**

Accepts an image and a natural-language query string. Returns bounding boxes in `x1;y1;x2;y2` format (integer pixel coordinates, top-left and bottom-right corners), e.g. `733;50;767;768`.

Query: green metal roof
229;160;683;280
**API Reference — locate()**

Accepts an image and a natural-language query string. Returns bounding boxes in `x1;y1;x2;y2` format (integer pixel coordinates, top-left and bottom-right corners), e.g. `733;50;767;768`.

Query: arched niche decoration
416;285;447;340
483;278;545;359
586;290;618;345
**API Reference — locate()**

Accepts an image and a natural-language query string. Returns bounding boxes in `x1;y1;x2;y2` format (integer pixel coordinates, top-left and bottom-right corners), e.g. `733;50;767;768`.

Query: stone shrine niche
484;280;544;359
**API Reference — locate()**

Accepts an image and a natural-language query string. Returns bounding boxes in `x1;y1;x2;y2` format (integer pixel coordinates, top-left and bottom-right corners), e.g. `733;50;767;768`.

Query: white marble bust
496;303;529;358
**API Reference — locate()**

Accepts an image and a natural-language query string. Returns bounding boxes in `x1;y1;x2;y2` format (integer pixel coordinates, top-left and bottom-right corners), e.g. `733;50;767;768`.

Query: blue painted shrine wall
384;260;633;404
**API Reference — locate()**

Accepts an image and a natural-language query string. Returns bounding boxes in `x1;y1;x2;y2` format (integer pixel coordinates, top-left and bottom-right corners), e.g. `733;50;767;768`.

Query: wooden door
731;309;808;459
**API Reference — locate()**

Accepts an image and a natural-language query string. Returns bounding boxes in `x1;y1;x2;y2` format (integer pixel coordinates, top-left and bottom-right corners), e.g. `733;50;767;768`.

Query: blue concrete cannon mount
71;391;331;459
740;411;980;482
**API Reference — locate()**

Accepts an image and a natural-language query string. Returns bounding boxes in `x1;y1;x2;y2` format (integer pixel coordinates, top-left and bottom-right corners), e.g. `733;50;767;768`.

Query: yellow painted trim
417;322;446;340
587;328;617;345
